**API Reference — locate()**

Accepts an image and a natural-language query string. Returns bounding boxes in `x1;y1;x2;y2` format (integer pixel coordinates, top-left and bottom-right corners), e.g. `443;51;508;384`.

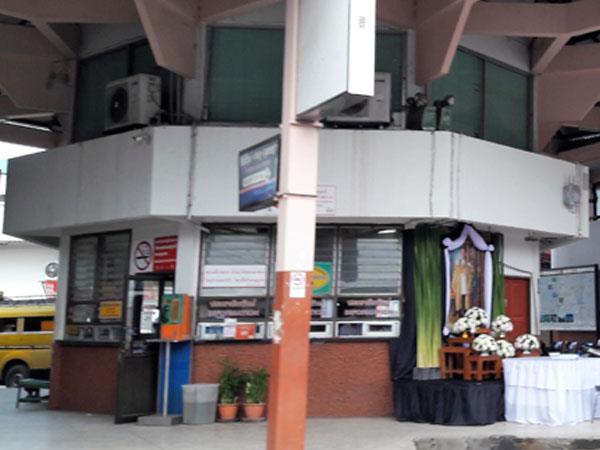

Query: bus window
0;318;17;333
24;317;54;332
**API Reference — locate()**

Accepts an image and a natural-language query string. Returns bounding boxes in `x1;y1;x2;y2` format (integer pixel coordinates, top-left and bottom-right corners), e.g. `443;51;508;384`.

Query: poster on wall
442;224;495;334
447;239;485;324
539;265;598;332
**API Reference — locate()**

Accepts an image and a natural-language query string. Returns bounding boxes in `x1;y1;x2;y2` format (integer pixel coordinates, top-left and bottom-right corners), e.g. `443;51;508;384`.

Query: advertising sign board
239;135;280;212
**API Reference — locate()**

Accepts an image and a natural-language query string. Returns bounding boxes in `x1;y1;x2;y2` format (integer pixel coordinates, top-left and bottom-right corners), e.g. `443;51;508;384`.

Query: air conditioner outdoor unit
325;72;391;126
104;74;161;132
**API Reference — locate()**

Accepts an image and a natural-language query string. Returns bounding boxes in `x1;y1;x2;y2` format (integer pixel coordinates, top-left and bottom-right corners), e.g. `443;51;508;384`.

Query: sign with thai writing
99;300;123;322
239;135;280;212
154;236;178;271
202;265;266;288
317;185;336;216
235;323;256;340
200;298;267;320
338;298;401;318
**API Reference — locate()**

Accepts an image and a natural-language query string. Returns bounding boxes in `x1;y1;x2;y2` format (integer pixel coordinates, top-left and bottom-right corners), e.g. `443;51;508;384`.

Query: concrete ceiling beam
0;123;58;149
557;142;600;166
32;22;80;59
0;24;74;113
0;0;139;23
416;0;478;86
376;0;415;30
0;24;64;60
466;2;566;37
134;0;198;78
546;43;600;74
0;97;51;119
198;0;279;23
532;36;570;75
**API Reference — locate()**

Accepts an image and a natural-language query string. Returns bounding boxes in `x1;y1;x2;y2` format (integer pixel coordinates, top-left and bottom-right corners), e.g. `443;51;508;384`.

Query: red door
504;277;530;340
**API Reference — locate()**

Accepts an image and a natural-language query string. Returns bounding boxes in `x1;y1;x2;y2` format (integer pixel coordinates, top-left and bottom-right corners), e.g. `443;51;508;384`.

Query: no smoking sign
134;241;153;271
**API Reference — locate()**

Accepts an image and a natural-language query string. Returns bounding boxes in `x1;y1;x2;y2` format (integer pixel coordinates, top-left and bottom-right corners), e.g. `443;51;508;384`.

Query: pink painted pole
266;0;319;449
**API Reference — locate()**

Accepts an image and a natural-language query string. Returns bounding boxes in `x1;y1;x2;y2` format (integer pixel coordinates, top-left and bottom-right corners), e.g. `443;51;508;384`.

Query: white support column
174;221;202;297
54;235;70;341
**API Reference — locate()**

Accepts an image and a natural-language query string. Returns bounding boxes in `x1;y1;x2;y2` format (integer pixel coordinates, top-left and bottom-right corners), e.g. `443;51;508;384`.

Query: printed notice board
539;266;598;331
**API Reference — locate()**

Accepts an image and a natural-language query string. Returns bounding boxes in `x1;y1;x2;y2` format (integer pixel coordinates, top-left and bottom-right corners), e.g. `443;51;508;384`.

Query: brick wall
192;341;394;417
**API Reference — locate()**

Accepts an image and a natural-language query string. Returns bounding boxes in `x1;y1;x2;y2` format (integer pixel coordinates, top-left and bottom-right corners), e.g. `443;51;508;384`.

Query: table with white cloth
503;357;600;425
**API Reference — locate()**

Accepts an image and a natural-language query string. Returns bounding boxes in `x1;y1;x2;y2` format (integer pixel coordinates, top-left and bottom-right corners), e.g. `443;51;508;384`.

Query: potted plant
464;306;490;331
218;359;244;421
451;316;477;338
242;368;269;421
472;334;498;356
491;314;514;339
514;333;541;356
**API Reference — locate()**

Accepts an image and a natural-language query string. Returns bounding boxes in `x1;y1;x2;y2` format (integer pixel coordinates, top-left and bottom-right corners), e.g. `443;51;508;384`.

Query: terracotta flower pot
243;403;266;420
218;403;239;421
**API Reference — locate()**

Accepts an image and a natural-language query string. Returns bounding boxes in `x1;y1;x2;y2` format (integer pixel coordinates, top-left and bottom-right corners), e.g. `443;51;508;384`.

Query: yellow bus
0;303;54;386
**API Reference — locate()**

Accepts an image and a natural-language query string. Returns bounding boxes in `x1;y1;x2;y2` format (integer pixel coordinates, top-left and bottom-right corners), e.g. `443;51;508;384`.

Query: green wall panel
431;50;483;138
207;28;404;123
208;28;285;123
74;48;128;142
484;62;529;150
375;33;404;112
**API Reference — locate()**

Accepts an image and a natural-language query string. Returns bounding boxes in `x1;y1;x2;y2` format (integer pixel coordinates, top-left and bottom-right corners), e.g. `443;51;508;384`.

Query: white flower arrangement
464;306;489;327
472;334;498;354
491;314;514;335
514;334;540;351
495;339;516;358
451;317;477;335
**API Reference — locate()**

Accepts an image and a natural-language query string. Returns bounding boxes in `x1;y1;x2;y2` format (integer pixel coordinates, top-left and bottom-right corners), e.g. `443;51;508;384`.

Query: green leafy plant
218;359;245;404
244;368;269;404
414;226;443;368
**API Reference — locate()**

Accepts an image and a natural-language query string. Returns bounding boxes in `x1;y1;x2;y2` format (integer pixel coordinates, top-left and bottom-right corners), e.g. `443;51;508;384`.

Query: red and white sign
41;280;58;297
202;265;266;288
235;323;256;340
153;236;178;272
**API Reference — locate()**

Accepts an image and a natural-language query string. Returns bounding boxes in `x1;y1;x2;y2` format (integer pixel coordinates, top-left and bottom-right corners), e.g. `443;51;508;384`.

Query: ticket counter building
0;0;597;420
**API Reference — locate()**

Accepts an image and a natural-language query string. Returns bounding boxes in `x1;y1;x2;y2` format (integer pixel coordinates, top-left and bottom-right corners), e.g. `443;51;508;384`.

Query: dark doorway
115;274;174;423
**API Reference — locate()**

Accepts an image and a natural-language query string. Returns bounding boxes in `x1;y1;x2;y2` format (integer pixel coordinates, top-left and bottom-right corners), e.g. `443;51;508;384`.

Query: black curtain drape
389;230;416;380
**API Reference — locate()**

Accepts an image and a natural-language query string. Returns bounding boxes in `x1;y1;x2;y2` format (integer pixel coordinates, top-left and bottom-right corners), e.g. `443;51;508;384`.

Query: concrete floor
3;388;600;450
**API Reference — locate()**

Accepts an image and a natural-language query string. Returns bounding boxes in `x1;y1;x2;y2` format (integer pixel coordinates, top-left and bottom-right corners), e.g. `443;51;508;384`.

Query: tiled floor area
3;388;600;450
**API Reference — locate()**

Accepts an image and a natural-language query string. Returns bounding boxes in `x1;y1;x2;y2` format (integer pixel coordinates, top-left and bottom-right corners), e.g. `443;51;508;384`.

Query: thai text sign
202;265;267;288
239;135;280;212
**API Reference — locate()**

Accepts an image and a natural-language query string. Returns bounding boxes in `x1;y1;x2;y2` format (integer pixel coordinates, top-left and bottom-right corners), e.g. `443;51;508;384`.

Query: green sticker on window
313;262;333;296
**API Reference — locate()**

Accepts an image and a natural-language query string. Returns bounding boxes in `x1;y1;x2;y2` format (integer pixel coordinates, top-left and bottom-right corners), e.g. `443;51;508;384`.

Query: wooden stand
440;347;472;379
466;354;502;381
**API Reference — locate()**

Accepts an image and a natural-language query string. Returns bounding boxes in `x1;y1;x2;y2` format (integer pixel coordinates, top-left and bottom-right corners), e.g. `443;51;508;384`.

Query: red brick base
49;343;119;414
48;341;394;417
192;341;394;417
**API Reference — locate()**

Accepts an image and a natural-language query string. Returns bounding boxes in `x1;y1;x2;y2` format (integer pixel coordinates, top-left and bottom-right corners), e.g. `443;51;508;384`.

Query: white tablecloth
503;357;600;425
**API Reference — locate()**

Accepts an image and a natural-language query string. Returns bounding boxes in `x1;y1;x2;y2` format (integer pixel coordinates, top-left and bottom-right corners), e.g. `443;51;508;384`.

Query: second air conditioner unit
104;74;161;132
324;72;391;126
